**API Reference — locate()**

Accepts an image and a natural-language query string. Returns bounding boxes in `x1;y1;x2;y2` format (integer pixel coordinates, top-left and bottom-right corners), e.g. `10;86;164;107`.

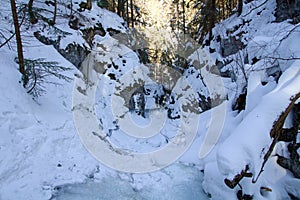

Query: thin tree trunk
70;0;73;17
117;0;121;16
28;0;37;24
237;0;243;16
130;0;134;28
126;0;129;22
182;0;185;34
51;0;57;25
112;0;115;12
176;2;179;31
208;0;216;39
10;0;27;85
86;0;92;10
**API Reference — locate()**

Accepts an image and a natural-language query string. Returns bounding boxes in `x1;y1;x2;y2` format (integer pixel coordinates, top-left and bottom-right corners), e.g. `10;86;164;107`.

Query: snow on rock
215;60;300;198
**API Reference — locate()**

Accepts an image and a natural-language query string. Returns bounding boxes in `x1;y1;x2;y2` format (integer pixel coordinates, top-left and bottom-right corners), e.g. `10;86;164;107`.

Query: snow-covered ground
1;0;300;199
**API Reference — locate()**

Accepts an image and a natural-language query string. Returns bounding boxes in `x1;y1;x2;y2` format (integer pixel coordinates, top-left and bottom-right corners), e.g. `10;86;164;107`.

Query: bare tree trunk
237;0;243;16
117;0;122;16
130;0;134;28
28;0;38;24
126;0;129;22
176;1;179;31
86;0;92;10
182;0;185;34
209;0;216;39
112;0;115;12
50;0;57;25
70;0;73;17
10;0;27;86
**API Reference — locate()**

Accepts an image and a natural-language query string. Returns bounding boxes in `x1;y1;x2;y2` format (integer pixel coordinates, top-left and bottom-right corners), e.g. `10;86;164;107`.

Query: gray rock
221;36;245;57
274;0;300;23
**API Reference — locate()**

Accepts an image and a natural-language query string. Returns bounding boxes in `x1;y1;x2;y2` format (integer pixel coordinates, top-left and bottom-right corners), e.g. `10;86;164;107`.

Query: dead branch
224;165;253;189
242;0;269;17
252;92;300;183
0;7;26;49
265;56;300;61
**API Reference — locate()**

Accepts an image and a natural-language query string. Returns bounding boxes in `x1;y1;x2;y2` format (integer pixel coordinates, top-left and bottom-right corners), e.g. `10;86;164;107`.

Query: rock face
129;86;146;117
56;43;89;69
34;26;90;69
128;84;169;118
81;23;106;46
221;36;245;57
277;103;300;178
275;0;300;23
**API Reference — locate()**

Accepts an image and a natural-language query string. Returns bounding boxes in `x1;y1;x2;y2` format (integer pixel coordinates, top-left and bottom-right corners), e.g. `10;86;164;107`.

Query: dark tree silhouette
10;0;27;86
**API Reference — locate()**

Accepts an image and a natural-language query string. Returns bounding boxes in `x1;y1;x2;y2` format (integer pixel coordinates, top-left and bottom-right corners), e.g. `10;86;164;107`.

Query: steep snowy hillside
201;0;300;199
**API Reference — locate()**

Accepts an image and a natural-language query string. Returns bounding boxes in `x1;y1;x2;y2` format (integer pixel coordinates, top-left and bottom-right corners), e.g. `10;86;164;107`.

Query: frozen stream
51;164;209;200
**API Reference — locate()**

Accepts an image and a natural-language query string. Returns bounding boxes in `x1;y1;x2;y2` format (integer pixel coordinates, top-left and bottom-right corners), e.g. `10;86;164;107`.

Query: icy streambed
51;164;209;200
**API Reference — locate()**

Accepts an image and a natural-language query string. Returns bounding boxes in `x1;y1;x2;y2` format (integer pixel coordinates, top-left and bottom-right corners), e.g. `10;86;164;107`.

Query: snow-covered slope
201;0;300;199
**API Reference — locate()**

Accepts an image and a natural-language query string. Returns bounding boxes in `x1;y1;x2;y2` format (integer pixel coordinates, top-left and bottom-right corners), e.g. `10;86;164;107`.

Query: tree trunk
86;0;92;10
237;0;243;16
117;0;122;16
51;0;57;25
176;1;179;31
130;0;134;28
126;0;129;22
112;0;115;12
28;0;38;24
10;0;27;86
209;0;216;39
182;0;185;34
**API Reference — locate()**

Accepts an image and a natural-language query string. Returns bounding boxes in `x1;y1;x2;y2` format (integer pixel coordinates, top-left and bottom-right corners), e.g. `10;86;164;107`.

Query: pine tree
10;0;27;86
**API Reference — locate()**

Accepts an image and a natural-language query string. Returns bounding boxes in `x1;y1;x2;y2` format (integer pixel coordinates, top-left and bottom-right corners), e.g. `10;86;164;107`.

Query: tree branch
0;7;26;49
242;0;269;17
252;92;300;183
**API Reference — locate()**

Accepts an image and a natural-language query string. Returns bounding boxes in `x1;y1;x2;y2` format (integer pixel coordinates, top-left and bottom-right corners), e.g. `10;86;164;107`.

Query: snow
52;164;209;200
1;0;300;199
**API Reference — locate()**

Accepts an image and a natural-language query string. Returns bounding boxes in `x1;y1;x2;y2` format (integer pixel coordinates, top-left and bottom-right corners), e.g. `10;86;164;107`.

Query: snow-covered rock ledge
216;60;300;198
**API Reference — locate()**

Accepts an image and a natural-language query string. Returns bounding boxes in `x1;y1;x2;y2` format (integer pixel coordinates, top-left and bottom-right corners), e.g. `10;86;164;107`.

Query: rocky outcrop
274;0;300;23
277;102;300;178
128;84;170;118
56;43;89;68
81;23;106;46
34;27;90;69
221;36;245;57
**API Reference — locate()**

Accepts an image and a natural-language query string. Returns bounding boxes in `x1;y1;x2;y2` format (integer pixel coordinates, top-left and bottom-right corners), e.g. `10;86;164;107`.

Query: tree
10;0;27;86
130;0;134;27
117;0;123;16
208;0;216;38
50;0;57;25
86;0;92;10
182;0;186;34
28;0;38;24
237;0;243;16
